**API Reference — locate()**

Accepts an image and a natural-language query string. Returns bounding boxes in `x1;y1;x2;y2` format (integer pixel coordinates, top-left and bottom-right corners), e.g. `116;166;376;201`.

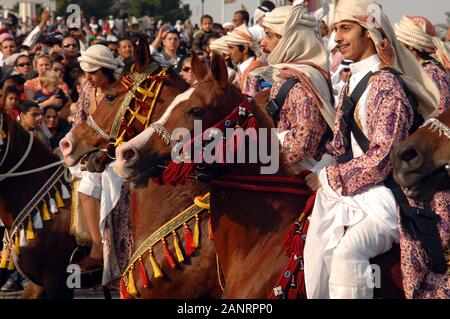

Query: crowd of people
0;0;449;298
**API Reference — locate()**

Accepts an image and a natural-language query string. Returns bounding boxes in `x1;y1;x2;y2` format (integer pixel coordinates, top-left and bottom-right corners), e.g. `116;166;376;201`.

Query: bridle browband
421;117;450;172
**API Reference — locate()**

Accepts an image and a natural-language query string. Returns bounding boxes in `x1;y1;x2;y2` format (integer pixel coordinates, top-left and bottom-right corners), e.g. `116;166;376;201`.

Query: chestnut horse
393;107;450;201
115;52;404;299
60;42;222;298
0;111;76;298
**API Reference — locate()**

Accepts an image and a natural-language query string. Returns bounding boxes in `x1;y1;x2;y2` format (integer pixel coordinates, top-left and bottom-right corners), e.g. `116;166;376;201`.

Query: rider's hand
305;173;322;191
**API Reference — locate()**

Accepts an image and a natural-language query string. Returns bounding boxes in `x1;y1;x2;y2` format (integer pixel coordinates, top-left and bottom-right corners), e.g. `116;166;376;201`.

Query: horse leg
21;282;47;299
43;273;74;299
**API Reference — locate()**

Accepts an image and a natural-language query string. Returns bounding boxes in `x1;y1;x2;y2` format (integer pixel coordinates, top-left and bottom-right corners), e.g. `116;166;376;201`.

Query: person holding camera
150;27;185;71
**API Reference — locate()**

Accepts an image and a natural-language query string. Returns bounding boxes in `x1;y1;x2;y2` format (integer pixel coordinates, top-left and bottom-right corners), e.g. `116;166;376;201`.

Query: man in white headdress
209;36;236;81
248;1;276;42
303;0;446;299
223;24;266;97
66;45;131;285
395;15;450;114
261;1;335;172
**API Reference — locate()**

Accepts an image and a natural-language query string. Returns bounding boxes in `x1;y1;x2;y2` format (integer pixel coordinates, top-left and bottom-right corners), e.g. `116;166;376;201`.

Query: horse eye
188;107;204;117
106;94;116;102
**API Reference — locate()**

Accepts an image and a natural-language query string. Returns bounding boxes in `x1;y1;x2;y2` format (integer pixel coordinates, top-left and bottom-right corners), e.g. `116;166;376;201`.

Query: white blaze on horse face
114;88;195;175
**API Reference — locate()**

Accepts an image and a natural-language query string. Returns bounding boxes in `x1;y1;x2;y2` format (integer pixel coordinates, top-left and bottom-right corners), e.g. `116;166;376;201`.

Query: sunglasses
63;43;78;48
17;61;32;67
181;66;191;72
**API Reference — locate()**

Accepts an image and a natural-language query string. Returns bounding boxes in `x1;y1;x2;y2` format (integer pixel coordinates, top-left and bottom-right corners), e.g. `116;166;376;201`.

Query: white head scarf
78;44;124;80
395;15;450;72
266;4;335;128
333;0;440;119
209;36;230;56
222;24;260;57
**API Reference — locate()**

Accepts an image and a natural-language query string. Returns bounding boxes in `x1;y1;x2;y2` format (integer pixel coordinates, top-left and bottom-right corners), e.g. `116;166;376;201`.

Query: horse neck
131;179;209;247
0;125;61;227
219;95;292;178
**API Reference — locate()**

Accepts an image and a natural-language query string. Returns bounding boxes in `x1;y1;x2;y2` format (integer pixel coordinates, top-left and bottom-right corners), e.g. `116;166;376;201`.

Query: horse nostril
59;138;72;154
400;146;418;162
123;148;139;163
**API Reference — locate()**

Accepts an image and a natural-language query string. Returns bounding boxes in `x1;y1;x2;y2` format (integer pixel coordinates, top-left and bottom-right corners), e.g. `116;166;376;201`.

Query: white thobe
303;55;400;299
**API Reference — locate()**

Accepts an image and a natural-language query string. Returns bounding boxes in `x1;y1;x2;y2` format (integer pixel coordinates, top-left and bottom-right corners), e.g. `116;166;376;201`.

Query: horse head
393;107;450;201
59;35;189;173
114;51;250;180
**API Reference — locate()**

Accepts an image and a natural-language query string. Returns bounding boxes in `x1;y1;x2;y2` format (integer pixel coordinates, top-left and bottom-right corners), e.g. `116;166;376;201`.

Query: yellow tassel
14;232;20;256
127;267;138;297
193;215;200;248
54;187;65;208
148;248;163;279
7;250;14;270
0;245;8;269
172;231;184;263
41;201;51;221
26;216;35;240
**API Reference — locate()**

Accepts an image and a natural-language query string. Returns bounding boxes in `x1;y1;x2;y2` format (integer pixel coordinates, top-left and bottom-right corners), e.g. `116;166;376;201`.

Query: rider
223;24;266;97
303;0;442;299
394;15;450;114
260;2;335;172
72;44;126;275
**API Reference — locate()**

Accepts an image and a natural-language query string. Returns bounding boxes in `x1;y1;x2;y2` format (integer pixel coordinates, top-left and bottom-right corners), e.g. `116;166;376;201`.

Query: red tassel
208;218;213;240
138;258;150;288
287;275;298;299
184;223;196;256
162;240;177;268
296;269;307;299
162;161;195;185
283;223;298;254
244;116;258;141
120;277;132;299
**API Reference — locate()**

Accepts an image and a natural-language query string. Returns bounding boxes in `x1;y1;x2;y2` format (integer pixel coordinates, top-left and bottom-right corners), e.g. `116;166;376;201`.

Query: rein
0;117;71;272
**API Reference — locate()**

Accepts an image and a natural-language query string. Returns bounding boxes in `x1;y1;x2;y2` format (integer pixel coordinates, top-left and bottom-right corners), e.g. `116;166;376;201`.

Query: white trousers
328;215;395;299
304;168;399;299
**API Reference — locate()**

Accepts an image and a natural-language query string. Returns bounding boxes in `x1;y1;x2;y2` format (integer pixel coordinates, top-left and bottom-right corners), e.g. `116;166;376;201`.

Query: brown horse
0;111;76;298
60;36;191;175
393;107;450;201
60;42;222;298
114;52;404;299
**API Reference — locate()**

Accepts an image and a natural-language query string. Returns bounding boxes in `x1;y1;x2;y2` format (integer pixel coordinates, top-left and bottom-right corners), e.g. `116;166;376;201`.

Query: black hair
235;10;250;25
100;67;116;84
4;85;20;98
238;45;255;57
163;30;180;40
43;105;58;116
118;37;134;46
18;100;39;114
260;1;276;11
10;74;26;85
14;54;31;66
201;15;213;24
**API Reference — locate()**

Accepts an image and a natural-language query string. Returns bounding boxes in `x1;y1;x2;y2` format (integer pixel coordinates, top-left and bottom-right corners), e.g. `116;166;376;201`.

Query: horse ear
135;34;153;73
210;52;228;90
190;50;207;81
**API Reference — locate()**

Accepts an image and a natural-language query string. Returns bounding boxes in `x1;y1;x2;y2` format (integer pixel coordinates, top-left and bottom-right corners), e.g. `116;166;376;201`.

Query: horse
393;107;450;201
59;40;222;299
114;52;404;299
0;110;77;299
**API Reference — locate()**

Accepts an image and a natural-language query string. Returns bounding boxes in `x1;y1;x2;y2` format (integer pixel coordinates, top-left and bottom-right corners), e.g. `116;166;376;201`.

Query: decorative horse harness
422;117;450;173
0;114;70;274
86;62;169;158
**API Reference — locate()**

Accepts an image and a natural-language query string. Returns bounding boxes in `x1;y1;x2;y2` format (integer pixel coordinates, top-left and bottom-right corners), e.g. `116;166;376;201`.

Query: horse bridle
85;63;168;160
421;117;450;173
